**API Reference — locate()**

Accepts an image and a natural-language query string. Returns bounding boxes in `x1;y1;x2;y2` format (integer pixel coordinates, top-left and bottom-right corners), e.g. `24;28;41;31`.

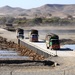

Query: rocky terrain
0;36;45;61
0;4;75;18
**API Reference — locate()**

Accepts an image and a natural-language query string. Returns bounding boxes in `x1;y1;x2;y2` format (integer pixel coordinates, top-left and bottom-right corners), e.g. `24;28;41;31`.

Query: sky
0;0;75;9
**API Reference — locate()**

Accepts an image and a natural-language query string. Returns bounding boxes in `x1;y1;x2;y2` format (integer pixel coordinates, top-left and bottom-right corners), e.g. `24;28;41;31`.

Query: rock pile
0;36;45;60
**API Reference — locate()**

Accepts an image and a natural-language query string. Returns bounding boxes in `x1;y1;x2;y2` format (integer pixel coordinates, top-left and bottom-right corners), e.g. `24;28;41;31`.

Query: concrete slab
0;50;30;61
20;39;75;57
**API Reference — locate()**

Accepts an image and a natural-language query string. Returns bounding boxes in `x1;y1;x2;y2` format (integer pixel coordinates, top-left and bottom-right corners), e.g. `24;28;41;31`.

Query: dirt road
0;28;75;75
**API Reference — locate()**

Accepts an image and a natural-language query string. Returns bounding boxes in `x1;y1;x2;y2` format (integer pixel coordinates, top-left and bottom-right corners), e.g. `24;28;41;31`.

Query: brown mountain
0;4;75;18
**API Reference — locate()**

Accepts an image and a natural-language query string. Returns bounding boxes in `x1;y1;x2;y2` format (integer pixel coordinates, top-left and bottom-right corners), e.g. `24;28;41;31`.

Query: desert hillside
0;4;75;18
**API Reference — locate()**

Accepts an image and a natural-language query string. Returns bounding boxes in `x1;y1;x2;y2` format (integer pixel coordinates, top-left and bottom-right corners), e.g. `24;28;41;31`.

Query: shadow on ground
37;40;45;43
0;60;54;66
57;48;73;51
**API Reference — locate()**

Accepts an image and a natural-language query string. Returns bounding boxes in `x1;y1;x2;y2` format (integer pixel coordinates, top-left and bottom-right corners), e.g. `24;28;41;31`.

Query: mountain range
0;4;75;18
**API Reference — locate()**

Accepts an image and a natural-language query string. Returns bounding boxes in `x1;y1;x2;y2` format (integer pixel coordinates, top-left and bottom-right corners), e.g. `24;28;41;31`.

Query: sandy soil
22;26;75;30
20;26;75;41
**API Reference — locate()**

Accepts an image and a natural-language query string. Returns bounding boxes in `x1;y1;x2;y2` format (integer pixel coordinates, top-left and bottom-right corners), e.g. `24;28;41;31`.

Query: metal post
18;38;20;50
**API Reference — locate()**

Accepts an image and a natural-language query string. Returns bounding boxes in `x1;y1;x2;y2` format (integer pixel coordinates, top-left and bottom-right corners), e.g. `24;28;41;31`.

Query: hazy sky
0;0;75;9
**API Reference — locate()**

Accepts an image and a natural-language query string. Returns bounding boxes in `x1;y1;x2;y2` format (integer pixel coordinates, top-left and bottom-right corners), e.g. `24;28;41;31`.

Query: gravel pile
0;36;45;61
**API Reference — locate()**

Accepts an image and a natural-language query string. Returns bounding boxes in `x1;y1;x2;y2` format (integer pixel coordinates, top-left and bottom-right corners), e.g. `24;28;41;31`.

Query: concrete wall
19;39;51;58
